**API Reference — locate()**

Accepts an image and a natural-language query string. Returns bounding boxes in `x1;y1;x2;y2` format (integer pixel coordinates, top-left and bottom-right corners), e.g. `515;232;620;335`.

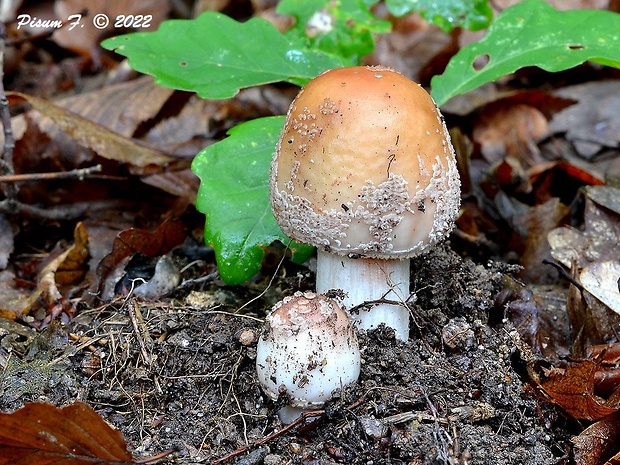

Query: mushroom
270;66;460;340
256;291;360;424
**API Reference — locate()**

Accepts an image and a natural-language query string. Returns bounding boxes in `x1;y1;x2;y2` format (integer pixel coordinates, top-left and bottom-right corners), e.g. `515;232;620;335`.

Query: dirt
0;243;569;464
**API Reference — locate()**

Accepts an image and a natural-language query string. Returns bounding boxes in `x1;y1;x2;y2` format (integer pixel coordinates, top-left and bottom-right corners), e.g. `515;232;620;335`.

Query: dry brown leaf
549;186;620;269
7;91;175;168
0;270;32;320
581;261;620;315
548;187;620;343
141;168;200;205
473;103;548;165
540;359;620;421
573;411;620;465
0;401;135;465
549;81;620;160
50;76;175;138
96;218;186;299
514;197;569;284
528;161;605;205
497;278;571;359
55;222;90;285
142;94;219;156
368;12;453;85
0;223;90;321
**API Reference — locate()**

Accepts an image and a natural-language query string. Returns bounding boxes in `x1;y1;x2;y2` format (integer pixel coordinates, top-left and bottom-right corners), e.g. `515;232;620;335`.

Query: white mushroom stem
315;250;410;340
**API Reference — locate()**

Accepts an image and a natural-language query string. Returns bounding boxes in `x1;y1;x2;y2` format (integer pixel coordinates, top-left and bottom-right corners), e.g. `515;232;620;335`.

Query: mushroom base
278;405;322;424
315;251;410;340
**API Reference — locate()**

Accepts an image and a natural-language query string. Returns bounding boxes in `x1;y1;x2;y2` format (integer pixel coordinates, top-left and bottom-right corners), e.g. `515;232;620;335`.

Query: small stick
0;164;103;182
210;409;326;464
542;259;584;291
211;395;367;463
0;199;128;220
128;300;152;366
135;448;178;464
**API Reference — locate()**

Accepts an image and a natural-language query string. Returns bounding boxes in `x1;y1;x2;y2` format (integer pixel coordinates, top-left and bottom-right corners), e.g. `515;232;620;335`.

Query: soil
0;243;570;464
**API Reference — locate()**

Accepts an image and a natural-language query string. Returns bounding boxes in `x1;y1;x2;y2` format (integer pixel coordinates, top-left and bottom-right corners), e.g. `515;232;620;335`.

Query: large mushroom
270;66;460;340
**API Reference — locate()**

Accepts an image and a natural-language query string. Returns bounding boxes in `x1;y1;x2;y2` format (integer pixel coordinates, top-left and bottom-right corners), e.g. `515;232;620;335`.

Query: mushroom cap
270;65;460;259
256;292;360;409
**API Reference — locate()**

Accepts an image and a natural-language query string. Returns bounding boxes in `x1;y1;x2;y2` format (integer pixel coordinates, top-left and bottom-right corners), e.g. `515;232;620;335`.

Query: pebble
264;454;283;465
359;417;388;439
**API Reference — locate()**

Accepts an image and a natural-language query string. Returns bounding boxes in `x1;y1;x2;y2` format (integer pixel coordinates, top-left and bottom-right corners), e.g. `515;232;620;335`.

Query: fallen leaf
548;186;620;269
472;102;548;164
588;185;620;216
581;261;620;315
514;197;569;283
546;186;620;345
48;76;175;139
549;81;620;159
132;256;180;299
567;256;620;354
496;277;571;359
0;270;32;320
0;401;134;465
528;161;605;205
7;91;175;168
0;223;90;321
97;218;186;299
572;411;620;465
55;222;90;285
539;359;620;421
141;168;200;205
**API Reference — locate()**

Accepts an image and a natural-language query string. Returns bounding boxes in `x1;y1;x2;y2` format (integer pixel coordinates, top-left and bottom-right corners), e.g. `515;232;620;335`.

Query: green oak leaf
278;0;391;61
385;0;492;32
192;116;314;285
431;1;620;106
101;12;348;99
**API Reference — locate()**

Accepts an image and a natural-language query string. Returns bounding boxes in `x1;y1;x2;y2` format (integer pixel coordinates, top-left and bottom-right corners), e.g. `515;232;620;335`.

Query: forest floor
1;244;568;464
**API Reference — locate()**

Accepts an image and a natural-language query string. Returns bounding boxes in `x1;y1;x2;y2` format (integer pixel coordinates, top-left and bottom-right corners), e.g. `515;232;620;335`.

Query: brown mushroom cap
270;66;460;259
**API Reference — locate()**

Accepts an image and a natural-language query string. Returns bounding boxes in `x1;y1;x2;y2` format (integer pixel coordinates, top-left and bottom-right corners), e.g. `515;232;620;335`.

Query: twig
211;395;367;464
47;333;107;367
0;164;103;182
210;408;326;464
128;300;152;366
234;240;291;314
0;199;130;220
135;448;178;464
542;259;584;291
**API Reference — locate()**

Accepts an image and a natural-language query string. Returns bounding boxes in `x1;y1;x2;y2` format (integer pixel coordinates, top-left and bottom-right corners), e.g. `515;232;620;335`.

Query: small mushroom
256;291;360;424
270;66;460;340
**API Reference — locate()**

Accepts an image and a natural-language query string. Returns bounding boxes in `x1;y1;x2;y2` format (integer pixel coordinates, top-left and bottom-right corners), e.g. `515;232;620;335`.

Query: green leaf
192;116;314;285
101;12;348;99
431;1;620;107
385;0;492;32
278;0;391;61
